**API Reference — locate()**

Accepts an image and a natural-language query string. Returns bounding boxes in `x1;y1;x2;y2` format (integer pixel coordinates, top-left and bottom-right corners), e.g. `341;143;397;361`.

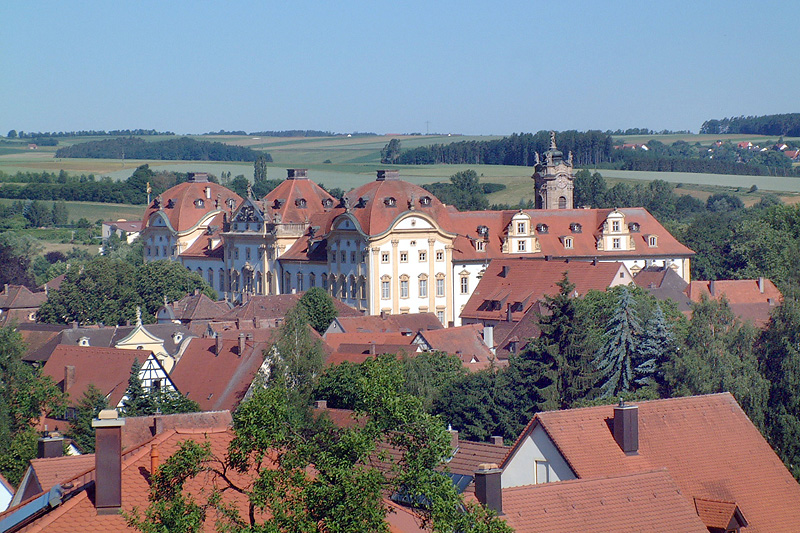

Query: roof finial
247;182;253;199
550;130;557;150
135;306;142;327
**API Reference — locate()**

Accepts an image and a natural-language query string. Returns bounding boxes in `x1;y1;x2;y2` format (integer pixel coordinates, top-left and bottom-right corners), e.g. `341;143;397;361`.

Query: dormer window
612;220;621;232
295;198;307;208
79;336;90;346
384;197;397;207
322;198;334;208
194;199;205;208
517;222;526;235
475;241;486;252
648;235;658;247
536;223;549;234
420;196;432;206
477;225;489;237
564;236;573;249
166;199;175;209
629;222;640;232
272;199;284;209
569;222;582;233
173;332;183;343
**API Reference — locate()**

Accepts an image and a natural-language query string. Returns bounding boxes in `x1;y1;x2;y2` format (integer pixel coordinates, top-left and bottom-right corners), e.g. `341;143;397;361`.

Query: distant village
0;136;798;532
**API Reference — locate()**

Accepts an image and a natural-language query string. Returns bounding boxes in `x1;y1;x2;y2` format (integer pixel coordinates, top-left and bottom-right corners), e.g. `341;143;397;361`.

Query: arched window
322;273;328;293
284;272;292;293
358;275;367;300
339;275;347;298
256;272;263;294
207;268;214;287
558;196;567;209
219;269;225;290
309;272;316;288
349;275;357;299
267;272;273;294
297;272;304;291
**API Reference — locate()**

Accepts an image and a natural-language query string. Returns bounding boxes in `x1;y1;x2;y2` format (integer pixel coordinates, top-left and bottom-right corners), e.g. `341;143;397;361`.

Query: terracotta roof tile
0;285;46;310
41;346;154;408
29;455;96;493
414;324;494;365
163;292;230;321
501;470;708;532
261;172;335;225
504;393;800;533
446;440;508;477
461;258;629;322
694;497;745;530
142;178;243;234
686;279;782;326
327;313;442;336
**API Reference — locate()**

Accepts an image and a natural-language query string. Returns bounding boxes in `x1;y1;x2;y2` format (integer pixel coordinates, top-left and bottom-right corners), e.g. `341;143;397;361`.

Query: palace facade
141;140;694;326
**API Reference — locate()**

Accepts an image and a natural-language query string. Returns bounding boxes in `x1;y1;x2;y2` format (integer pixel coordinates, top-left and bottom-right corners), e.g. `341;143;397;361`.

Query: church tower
532;132;575;209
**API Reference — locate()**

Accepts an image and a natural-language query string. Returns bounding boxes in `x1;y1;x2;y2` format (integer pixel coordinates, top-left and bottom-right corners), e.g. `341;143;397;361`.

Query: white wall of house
501;424;576;488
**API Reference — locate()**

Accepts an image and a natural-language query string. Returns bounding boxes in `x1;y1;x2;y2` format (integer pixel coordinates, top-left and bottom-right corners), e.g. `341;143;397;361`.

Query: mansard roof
261;170;336;224
142;176;242;233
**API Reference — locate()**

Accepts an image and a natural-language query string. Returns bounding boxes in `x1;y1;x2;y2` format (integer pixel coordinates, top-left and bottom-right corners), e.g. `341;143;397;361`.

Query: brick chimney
64;365;76;392
315;400;327;409
758;277;765;293
238;333;245;355
449;427;459;450
92;409;126;513
709;280;716;296
490;436;504;446
613;400;639;454
37;435;64;459
474;463;503;515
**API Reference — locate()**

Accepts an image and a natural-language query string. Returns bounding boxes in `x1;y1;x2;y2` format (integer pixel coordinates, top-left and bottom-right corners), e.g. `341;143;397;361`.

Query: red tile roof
41;346;153;408
217;293;360;325
142;177;242;233
414;324;494;366
446;439;508;477
500;470;708;532
0;285;46;310
178;213;225;258
120;410;233;451
327;312;442;336
503;393;800;532
261;172;335;225
694;497;746;530
169;336;270;412
686;278;782;327
461;258;628;322
28;454;96;494
162;292;230;321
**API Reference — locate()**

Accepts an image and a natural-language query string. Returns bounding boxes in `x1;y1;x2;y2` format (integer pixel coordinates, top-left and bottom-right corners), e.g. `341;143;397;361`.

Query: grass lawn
0;198;145;222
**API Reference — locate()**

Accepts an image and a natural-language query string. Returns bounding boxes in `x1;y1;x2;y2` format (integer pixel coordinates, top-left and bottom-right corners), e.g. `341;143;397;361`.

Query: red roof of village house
179;213;225;258
0;285;46;311
261;171;335;224
4;426;432;533
41;346;155;408
142;176;242;233
217;293;360;325
461;259;628;322
414;324;495;367
161;292;230;321
685;278;782;326
169;336;270;412
498;470;708;532
327;312;442;335
502;393;800;532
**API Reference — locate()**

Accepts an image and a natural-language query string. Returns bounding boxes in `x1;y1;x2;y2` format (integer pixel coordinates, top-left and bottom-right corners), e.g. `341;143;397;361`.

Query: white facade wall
501;424;576;488
452;262;486;327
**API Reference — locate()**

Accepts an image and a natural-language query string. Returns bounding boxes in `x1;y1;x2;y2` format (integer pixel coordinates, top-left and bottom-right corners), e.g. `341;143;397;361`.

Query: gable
502;422;576;488
394;215;435;230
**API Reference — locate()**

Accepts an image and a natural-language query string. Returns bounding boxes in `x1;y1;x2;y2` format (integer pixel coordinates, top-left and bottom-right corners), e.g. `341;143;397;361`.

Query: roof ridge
502;467;672;492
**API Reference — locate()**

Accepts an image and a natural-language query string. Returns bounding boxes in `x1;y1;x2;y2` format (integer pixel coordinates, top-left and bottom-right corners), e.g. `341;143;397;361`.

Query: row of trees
55;137;269;162
7;129;174;139
395;131;616;166
700;113;800;136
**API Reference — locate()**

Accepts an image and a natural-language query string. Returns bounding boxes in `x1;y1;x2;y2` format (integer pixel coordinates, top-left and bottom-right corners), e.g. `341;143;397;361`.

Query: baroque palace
141;138;694;326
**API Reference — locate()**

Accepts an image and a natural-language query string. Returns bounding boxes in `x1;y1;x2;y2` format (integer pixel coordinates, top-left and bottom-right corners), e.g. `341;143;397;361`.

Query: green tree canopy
297;286;338;334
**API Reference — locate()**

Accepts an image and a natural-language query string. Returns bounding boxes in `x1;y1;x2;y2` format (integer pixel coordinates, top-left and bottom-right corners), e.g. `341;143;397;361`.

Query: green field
0;198;145;223
1;133;799;208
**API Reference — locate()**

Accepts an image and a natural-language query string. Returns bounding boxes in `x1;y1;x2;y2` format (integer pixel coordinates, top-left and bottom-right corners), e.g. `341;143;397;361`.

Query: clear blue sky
2;1;797;135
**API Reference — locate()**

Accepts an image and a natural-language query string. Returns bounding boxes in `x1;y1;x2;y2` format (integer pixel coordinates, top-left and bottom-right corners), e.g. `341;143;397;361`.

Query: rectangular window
436;250;444;261
613;238;621;249
331;252;336;263
246;247;251;260
341;251;347;263
612;220;621;232
419;279;428;298
517;222;526;234
400;252;408;262
419;251;426;262
517;240;526;252
649;236;657;247
476;241;485;251
351;251;357;263
564;237;573;249
460;276;469;294
437;310;445;324
234;248;239;260
400;280;409;298
381;252;390;263
381;281;390;299
535;460;551;484
436;278;445;297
